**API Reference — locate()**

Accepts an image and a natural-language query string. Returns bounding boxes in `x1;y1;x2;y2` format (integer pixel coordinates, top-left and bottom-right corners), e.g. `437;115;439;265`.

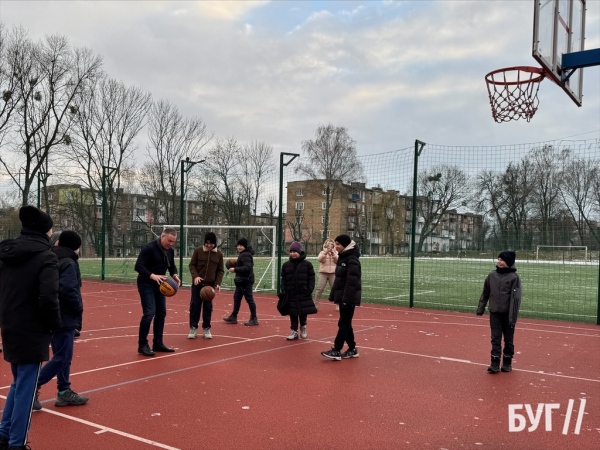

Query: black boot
223;314;238;324
501;356;513;372
487;356;500;373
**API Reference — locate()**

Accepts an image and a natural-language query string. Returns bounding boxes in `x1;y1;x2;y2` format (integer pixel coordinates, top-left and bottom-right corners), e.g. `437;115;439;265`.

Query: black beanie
205;232;217;245
19;205;53;234
335;234;352;248
59;230;82;251
498;251;516;267
237;237;248;249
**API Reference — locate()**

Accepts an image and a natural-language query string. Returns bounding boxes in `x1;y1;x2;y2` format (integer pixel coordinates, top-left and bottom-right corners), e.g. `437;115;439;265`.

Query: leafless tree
295;124;364;240
0;25;24;146
67;76;151;255
528;145;570;245
559;156;599;245
415;165;469;252
502;159;533;249
0;31;102;206
141;99;212;225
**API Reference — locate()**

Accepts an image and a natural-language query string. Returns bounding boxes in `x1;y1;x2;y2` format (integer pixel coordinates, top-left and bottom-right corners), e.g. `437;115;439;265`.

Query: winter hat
19;205;53;234
58;230;82;251
204;232;217;245
289;241;302;253
237;237;248;249
498;251;516;267
334;234;352;248
49;231;62;246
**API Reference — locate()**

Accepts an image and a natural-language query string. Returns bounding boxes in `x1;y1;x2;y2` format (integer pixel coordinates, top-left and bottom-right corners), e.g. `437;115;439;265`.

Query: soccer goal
151;224;276;291
536;245;588;262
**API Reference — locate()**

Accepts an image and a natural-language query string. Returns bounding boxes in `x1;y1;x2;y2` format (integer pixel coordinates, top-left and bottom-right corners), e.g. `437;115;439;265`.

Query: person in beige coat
315;238;339;310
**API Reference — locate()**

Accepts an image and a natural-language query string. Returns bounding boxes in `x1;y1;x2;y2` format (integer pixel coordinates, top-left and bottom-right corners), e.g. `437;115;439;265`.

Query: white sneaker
287;330;299;340
335;305;340;311
203;328;212;339
188;327;198;339
300;326;307;339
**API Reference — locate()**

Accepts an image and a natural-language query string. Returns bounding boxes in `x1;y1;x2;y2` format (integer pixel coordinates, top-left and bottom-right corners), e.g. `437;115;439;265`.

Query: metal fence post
277;152;299;294
101;166;117;280
409;140;426;308
179;158;204;285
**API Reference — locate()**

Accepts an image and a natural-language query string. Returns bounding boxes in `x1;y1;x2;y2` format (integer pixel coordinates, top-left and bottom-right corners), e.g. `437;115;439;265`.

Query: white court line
383;290;435;299
0;335;281;391
309;339;600;383
0;400;181;450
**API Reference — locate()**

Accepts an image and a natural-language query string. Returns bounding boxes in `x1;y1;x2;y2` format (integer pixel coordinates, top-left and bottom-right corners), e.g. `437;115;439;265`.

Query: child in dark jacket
223;238;259;326
321;234;361;361
281;241;317;340
477;251;522;373
34;230;88;410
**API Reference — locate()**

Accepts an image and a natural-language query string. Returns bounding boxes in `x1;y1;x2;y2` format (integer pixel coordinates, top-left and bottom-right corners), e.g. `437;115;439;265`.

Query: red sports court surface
1;280;599;450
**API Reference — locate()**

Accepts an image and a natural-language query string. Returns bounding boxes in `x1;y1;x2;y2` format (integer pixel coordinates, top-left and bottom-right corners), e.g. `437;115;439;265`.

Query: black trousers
490;312;514;358
334;305;356;351
189;284;213;330
290;314;307;331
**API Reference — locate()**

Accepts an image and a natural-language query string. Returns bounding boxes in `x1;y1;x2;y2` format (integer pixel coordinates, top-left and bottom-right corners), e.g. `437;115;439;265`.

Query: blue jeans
0;362;41;448
37;329;75;392
138;283;167;347
232;283;257;317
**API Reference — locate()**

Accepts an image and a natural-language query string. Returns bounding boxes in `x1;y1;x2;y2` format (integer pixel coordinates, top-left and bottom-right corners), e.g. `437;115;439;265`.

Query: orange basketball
200;286;215;301
225;258;237;270
159;279;178;297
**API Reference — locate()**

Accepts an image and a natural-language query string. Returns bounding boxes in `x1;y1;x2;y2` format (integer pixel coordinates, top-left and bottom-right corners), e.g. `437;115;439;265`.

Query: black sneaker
55;389;89;407
32;390;42;411
321;348;342;361
341;348;359;359
244;317;259;326
223;315;238;324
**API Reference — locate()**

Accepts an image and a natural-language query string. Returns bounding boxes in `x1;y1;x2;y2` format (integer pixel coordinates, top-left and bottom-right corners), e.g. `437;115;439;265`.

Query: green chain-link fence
1;138;598;323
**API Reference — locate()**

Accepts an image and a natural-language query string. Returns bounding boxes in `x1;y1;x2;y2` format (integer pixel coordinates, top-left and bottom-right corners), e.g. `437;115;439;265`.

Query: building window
322;188;328;195
48;193;53;200
321;202;327;209
349;231;354;237
321;230;330;239
321;216;329;224
297;216;304;224
296;189;303;196
295;202;304;210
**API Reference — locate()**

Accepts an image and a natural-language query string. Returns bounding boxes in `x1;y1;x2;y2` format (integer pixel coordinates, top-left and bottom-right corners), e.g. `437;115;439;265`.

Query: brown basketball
225;258;237;270
200;286;215;302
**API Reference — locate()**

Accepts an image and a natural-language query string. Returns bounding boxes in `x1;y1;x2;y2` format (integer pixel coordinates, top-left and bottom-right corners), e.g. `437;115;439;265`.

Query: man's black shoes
137;345;155;357
152;343;175;353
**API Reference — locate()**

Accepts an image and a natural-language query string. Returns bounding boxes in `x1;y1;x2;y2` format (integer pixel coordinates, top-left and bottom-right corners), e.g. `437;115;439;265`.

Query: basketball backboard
532;0;586;106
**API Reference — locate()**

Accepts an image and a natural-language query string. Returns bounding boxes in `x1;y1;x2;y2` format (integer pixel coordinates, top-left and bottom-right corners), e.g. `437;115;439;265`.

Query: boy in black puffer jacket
281;241;317;340
223;238;259;326
477;251;522;373
33;231;88;410
321;234;361;361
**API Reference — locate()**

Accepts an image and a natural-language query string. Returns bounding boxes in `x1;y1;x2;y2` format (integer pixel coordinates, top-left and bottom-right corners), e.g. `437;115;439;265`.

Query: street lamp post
37;171;51;209
179;158;205;285
277;152;300;294
101;166;118;280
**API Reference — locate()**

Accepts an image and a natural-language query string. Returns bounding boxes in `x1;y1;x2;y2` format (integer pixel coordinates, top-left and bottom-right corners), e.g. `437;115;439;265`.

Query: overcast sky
1;0;598;159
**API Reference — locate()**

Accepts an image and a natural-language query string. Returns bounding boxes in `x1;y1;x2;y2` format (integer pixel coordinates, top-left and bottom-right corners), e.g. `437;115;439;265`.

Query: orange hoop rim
485;66;547;86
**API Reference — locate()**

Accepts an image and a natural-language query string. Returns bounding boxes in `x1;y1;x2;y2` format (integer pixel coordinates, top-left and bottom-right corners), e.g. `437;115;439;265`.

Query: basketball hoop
485;66;547;123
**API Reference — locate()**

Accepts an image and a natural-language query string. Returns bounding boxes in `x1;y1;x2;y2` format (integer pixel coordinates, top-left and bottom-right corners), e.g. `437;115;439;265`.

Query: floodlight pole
101;166;118;280
37;171;51;209
277;152;299;294
409;140;426;308
179;158;204;285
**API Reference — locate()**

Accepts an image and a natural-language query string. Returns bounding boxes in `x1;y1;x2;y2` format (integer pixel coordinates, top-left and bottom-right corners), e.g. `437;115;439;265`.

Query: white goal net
536;245;588;262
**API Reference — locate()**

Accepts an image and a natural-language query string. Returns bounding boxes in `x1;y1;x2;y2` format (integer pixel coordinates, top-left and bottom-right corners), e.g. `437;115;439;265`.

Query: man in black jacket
0;206;61;450
33;231;88;411
321;234;361;361
135;228;180;357
223;238;259;326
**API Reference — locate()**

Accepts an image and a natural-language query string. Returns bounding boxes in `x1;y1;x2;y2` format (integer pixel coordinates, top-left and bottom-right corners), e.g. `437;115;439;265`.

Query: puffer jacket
234;246;255;286
189;245;225;287
53;245;84;332
328;241;361;308
317;238;338;274
281;252;317;316
477;263;522;325
0;230;61;363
